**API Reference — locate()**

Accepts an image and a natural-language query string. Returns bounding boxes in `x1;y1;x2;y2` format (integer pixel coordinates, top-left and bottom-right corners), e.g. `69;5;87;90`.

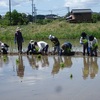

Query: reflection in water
82;57;99;79
27;55;38;69
62;56;72;68
52;56;61;75
0;55;9;68
27;55;49;70
51;56;73;75
16;55;25;78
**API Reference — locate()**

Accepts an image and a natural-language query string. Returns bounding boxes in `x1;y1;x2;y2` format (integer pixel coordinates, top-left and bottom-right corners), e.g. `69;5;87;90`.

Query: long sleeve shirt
88;37;98;48
37;41;48;52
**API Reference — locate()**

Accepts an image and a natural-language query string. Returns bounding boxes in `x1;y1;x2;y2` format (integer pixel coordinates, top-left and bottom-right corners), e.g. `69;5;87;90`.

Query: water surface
0;55;100;100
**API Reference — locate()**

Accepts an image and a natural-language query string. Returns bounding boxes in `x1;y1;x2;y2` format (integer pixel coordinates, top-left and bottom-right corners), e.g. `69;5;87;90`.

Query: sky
0;0;100;16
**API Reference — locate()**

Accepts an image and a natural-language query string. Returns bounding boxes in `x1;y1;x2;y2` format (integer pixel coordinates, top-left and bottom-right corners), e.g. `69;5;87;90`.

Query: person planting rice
34;41;49;55
80;32;89;56
49;34;61;55
88;35;98;56
27;40;37;55
0;41;9;54
61;42;72;55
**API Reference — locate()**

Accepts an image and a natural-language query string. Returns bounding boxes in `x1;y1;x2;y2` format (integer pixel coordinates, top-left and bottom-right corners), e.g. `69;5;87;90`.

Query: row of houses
35;9;93;23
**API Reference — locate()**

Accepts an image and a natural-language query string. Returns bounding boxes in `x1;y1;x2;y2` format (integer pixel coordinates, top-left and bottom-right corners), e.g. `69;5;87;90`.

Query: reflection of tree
82;57;99;79
51;56;61;75
16;55;25;78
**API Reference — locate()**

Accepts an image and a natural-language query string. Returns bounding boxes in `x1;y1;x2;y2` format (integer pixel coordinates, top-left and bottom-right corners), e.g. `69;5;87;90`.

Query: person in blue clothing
61;42;72;55
14;27;24;54
27;40;36;55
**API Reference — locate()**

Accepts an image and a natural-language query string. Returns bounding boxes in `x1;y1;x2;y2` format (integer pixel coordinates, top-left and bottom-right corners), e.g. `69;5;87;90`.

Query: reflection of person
80;32;88;55
90;57;98;79
16;55;25;78
88;35;98;56
41;56;49;67
49;35;60;55
63;56;72;68
34;41;49;55
51;56;61;75
0;41;9;54
27;55;38;69
82;57;89;79
82;57;99;79
61;42;72;55
27;40;36;55
14;27;24;54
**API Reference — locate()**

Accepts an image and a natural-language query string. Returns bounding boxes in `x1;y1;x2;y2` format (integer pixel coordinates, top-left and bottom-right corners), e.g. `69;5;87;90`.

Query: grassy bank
0;20;100;40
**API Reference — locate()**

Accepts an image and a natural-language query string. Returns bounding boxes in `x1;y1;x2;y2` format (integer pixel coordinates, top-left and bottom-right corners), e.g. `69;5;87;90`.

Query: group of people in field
0;27;98;56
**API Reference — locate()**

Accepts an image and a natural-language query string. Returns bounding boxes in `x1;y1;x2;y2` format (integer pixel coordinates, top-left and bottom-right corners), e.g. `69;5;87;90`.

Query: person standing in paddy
14;27;24;54
80;32;89;55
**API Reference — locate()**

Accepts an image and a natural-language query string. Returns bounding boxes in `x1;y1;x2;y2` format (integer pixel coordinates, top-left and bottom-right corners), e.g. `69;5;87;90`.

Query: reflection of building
82;57;98;79
16;55;25;78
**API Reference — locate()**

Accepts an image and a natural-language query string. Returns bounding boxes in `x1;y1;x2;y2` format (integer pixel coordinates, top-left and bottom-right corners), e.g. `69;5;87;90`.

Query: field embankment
0;20;100;40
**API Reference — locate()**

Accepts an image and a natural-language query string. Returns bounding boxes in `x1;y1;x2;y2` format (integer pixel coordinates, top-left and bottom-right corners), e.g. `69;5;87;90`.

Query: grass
0;20;100;40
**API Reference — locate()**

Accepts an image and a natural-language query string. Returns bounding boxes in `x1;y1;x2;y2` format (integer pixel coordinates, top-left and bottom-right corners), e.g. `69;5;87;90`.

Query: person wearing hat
27;40;36;55
0;41;9;54
14;27;24;54
88;35;98;56
80;32;89;55
34;41;49;55
49;34;61;55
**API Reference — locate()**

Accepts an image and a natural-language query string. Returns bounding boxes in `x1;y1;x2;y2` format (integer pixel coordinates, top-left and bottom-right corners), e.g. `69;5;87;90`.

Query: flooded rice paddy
0;39;100;100
0;54;100;100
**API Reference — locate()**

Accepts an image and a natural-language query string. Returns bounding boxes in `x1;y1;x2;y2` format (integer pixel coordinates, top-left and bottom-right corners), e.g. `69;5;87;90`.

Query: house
66;9;92;23
45;14;58;19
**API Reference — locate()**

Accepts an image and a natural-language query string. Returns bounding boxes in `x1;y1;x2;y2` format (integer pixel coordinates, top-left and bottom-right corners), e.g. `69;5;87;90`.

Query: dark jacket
15;31;23;43
50;36;60;46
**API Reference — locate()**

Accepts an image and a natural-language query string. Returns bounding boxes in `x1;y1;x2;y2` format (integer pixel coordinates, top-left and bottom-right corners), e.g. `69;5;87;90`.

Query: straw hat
30;40;34;43
16;27;21;31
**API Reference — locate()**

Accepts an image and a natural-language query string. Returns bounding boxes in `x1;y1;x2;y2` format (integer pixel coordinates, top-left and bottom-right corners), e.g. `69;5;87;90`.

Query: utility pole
9;0;11;25
33;4;37;22
31;0;34;22
67;7;70;16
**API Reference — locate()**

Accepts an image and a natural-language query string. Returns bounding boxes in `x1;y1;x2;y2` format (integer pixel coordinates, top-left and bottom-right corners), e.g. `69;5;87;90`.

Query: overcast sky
0;0;100;16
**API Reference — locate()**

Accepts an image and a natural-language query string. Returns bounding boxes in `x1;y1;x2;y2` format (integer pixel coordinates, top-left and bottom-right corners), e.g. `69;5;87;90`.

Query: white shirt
88;37;98;48
37;41;48;52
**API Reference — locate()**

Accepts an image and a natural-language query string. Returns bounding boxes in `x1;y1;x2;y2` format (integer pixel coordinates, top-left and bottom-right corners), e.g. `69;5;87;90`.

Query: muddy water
0;54;100;100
